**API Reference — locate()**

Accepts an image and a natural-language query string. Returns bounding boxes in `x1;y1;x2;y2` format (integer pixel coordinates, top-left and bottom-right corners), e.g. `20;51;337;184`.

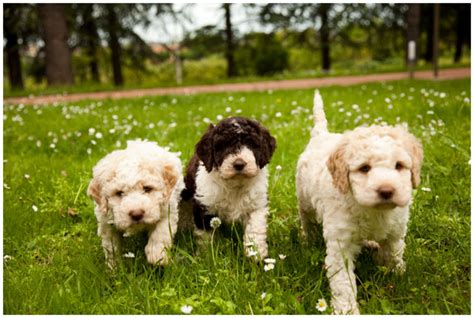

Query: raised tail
311;90;328;136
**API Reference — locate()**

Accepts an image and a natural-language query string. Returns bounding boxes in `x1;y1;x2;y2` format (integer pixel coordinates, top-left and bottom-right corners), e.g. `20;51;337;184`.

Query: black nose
378;186;394;200
129;209;144;221
233;159;247;171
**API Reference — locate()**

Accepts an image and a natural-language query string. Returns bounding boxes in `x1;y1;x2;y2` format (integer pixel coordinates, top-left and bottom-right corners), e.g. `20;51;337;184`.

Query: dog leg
243;208;268;259
325;240;361;315
376;238;406;275
98;222;121;269
145;214;177;266
299;201;319;243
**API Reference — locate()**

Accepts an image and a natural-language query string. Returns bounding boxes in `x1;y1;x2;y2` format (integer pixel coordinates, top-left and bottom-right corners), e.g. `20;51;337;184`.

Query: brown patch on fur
327;142;350;193
403;133;424;188
87;178;108;213
162;164;178;199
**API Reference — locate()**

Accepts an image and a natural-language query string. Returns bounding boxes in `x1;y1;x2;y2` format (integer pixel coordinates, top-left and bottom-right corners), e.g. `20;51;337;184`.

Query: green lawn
3;78;470;314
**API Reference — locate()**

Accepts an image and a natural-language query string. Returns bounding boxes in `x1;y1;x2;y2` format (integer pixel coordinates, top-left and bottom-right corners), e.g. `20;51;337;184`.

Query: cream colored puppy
88;140;184;268
296;91;423;314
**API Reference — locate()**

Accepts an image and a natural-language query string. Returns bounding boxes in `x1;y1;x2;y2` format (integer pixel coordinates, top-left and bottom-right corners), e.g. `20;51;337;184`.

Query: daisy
316;298;328;312
180;305;193;314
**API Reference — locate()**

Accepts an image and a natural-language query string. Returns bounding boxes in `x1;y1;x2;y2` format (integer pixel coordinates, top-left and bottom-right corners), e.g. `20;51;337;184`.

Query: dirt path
4;67;470;105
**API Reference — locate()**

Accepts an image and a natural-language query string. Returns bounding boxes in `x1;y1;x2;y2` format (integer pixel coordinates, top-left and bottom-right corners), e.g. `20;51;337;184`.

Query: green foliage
3;79;470;314
236;33;289;76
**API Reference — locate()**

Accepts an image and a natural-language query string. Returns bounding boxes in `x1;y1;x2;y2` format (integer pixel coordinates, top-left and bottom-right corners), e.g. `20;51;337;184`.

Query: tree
406;4;421;65
75;4;101;82
223;4;237;77
319;4;331;72
105;5;124;86
454;3;470;63
38;4;75;85
4;5;24;89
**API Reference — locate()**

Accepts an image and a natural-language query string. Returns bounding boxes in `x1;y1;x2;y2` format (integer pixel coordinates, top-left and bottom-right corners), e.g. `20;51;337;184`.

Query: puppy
87;140;184;268
182;117;276;259
296;91;423;314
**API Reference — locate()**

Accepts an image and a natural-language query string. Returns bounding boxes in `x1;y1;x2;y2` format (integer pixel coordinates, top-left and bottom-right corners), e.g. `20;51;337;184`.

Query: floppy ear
195;124;215;172
87;178;108;214
258;126;277;168
162;164;178;200
326;142;350;194
404;133;424;188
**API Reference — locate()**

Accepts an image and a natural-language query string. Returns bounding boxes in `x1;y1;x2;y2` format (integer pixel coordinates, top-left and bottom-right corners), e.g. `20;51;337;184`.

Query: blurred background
3;3;471;96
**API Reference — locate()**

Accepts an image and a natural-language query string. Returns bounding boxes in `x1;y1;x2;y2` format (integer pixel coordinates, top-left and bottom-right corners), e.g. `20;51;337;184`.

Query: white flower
210;217;222;229
248;250;258;257
4;183;11;190
275;112;282;118
228;96;234;101
216;114;223;121
439;92;446;98
278;254;287;260
421;187;432;192
225;107;232;113
171;98;177;104
32;205;38;212
264;258;276;264
95;132;103;139
36;140;42;147
4;255;13;262
88;127;96;135
264;263;275;271
236;109;242;114
49;143;56;149
316;298;328;312
123;252;135;258
384;98;391;103
24;174;30;180
203;117;211;124
261;292;267;300
275;165;282;171
86;148;92;155
180;305;193;314
244;241;255;247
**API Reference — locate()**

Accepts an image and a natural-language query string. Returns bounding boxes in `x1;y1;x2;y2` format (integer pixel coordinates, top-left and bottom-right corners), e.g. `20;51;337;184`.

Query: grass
3;57;470;99
3;78;471;314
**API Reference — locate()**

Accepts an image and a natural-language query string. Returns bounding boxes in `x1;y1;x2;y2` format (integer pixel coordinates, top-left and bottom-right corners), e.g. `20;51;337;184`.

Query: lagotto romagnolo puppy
182;117;276;259
296;91;423;314
87;140;184;268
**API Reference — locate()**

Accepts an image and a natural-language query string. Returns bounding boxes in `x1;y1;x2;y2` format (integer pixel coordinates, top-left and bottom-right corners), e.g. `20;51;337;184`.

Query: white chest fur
195;164;269;224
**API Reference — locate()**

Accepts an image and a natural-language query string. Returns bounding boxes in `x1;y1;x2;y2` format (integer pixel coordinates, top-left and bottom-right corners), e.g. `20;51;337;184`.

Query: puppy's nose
378;186;395;200
129;209;145;221
233;158;247;171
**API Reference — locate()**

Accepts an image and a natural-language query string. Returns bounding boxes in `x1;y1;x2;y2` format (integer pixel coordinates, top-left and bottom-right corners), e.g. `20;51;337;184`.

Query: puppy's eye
115;191;125;197
143;186;154;193
358;164;371;173
395;162;404;170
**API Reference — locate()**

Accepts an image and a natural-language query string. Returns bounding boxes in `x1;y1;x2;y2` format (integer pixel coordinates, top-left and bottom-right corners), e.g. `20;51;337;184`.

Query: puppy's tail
311;90;328;136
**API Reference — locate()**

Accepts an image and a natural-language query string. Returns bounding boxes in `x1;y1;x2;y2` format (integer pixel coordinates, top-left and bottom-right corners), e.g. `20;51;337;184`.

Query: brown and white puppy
296;91;423;314
88;140;184;268
181;117;276;259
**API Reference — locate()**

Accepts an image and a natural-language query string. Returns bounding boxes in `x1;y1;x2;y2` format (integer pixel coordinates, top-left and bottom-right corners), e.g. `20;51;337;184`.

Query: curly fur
182;117;276;259
87;140;184;268
296;91;423;314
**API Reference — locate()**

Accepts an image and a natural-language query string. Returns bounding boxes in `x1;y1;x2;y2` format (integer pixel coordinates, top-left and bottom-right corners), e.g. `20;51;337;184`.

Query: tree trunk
319;4;331;72
224;3;236;77
82;4;101;82
406;4;421;66
5;30;24;90
423;4;434;63
454;4;470;63
106;5;124;86
38;4;74;86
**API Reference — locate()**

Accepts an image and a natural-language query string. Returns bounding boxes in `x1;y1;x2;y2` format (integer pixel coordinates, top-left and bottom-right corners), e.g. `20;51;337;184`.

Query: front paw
392;260;406;275
244;241;268;260
145;244;170;266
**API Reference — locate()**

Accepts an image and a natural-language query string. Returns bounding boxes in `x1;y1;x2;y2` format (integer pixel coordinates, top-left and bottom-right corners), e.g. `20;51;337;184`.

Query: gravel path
4;67;470;105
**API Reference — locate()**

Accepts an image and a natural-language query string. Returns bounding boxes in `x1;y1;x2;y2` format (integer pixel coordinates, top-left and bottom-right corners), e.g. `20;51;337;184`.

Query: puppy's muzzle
233;158;247;172
129;209;145;222
377;185;395;200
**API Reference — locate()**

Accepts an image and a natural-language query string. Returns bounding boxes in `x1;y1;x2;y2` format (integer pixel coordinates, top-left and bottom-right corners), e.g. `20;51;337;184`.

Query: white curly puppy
296;91;423;314
88;140;184;268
